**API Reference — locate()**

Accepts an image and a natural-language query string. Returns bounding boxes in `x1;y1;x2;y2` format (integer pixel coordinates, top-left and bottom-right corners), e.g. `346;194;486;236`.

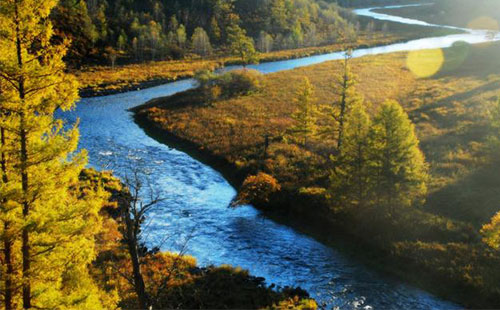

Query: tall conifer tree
0;1;106;308
289;77;318;147
368;100;428;211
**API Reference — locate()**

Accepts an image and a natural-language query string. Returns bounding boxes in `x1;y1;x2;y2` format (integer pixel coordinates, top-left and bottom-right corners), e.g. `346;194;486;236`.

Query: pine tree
334;102;371;206
117;30;128;52
288;77;318;147
227;23;259;66
331;52;362;154
0;1;107;308
367;100;428;212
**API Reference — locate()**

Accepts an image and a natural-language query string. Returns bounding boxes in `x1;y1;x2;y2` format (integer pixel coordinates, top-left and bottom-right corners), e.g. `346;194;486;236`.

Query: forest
54;0;358;66
2;0;500;309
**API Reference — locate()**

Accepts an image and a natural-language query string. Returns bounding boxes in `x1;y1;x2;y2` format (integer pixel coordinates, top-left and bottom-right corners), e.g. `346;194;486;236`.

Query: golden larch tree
0;0;107;309
288;77;318;147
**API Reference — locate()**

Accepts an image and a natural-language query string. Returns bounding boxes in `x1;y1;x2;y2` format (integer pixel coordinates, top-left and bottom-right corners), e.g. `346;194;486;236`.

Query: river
60;4;500;309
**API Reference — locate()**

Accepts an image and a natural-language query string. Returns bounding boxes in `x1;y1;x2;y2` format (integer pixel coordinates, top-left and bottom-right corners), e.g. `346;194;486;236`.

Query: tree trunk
20;119;31;310
1;127;13;310
337;61;349;152
15;2;31;307
124;210;149;309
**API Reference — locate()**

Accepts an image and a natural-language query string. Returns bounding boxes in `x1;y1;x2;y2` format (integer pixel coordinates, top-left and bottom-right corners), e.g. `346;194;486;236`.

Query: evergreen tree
0;1;107;308
51;0;97;65
333;102;371;206
328;52;362;154
210;16;221;43
227;23;259;66
367;100;428;212
288;77;318;147
117;30;128;52
269;0;287;34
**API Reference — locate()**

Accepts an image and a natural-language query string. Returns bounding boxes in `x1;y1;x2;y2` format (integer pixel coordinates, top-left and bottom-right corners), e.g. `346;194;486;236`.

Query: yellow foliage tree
0;0;107;309
288;77;318;147
481;211;500;249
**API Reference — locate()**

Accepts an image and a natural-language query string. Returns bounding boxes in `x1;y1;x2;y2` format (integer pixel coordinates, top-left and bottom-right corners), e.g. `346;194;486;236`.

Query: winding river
60;5;500;309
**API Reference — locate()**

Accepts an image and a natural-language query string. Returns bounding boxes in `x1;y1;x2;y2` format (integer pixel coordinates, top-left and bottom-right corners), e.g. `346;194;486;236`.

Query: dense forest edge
53;0;461;97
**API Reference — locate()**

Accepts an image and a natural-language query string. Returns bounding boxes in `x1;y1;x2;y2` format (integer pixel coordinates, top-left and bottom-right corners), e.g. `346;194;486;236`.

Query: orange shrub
232;172;281;207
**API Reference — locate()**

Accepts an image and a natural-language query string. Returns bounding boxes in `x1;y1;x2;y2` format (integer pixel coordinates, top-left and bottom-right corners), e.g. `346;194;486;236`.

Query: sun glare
406;48;445;78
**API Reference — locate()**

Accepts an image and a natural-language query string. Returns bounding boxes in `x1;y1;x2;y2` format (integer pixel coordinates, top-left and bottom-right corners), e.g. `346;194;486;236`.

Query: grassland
76;21;461;97
133;41;500;307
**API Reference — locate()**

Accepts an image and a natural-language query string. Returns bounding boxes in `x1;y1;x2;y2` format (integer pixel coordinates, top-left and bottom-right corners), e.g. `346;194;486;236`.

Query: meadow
134;41;500;306
76;21;459;97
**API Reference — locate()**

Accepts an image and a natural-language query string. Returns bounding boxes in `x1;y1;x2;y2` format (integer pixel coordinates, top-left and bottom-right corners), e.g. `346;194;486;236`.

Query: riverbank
85;169;317;309
132;42;500;308
375;0;500;31
76;20;461;98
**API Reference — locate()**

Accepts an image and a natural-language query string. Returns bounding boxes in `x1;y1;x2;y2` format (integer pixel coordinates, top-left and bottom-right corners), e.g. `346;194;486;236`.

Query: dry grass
75;59;223;96
76;24;459;96
136;40;500;307
139;41;500;229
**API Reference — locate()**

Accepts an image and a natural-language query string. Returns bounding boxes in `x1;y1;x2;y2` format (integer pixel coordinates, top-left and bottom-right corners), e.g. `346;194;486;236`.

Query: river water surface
60;5;500;309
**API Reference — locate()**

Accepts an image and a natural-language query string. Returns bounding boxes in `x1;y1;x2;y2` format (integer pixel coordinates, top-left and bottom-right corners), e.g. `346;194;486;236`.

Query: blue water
60;5;498;309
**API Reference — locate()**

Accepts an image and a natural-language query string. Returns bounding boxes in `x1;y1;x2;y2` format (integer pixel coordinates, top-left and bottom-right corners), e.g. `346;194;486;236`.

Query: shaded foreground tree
117;167;166;309
0;0;107;308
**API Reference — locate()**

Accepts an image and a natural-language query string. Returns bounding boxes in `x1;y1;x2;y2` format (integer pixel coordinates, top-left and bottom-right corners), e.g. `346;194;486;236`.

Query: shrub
232;172;281;207
222;69;262;96
194;69;262;101
194;69;218;89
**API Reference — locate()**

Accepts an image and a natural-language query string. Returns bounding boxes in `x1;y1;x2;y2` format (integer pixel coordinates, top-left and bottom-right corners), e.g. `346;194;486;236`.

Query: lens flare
406;48;444;78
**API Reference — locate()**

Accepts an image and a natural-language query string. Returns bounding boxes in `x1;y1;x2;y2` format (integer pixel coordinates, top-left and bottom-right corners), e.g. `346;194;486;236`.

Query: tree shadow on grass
425;160;500;228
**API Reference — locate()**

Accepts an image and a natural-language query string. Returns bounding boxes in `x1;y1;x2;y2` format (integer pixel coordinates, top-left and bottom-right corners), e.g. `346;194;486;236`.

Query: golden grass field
134;41;500;306
139;41;500;229
76;24;459;97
